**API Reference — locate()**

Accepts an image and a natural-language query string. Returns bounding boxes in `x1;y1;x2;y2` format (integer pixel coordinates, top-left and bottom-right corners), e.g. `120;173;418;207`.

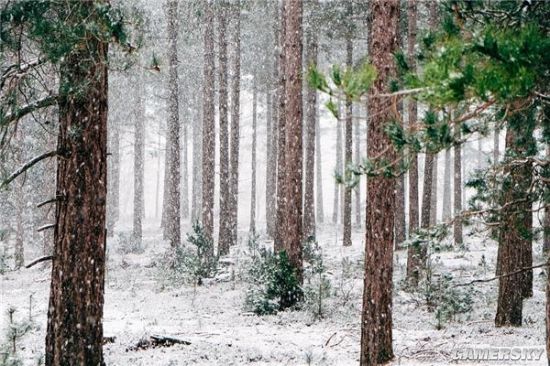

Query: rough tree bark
274;1;287;252
495;110;535;326
343;34;353;247
218;1;231;256
250;74;257;233
303;18;318;240
202;0;216;243
282;0;303;281
229;1;241;246
315;108;324;224
132;73;145;247
45;3;108;364
165;0;181;248
454;126;463;246
333;102;343;225
360;1;399;364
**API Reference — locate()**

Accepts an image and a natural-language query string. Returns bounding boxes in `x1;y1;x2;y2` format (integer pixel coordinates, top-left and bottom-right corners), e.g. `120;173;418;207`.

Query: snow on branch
1;94;58;126
0;150;58;190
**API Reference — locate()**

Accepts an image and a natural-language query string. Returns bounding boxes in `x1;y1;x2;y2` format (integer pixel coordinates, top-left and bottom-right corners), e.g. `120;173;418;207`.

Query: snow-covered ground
2;220;546;365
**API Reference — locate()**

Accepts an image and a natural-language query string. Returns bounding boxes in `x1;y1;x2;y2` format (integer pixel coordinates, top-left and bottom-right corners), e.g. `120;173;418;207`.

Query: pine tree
250;73;258;234
218;0;231;256
132;72;145;247
360;1;399;364
202;0;216;244
281;0;304;283
342;33;353;248
442;148;452;222
453;126;463;246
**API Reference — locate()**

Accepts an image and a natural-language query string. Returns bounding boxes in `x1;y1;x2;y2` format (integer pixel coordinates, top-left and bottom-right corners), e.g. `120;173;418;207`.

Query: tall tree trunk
442;148;452;222
360;1;399;364
430;153;438;225
266;3;279;238
218;2;231;256
315;107;324;224
274;1;287;252
494;127;500;164
107;112;120;236
303;21;318;240
155;119;162;220
406;0;419;277
544;144;550;254
454;128;463;246
45;4;108;363
192;98;203;222
495;110;535;326
165;0;181;248
229;1;241;247
132;74;145;247
282;0;303;282
14;131;24;269
250;74;257;233
202;0;216;244
333;103;343;225
354;105;361;227
343;35;353;247
181;97;189;220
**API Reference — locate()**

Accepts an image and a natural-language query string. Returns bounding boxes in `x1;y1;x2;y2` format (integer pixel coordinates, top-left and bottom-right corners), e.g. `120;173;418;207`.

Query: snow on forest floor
1;222;547;365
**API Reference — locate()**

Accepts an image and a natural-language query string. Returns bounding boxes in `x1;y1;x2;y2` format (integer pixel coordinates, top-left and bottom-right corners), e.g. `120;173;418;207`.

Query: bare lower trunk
218;2;231;256
354;105;361;227
132;74;145;247
229;2;241;247
360;1;399;364
282;0;304;281
202;0;216;244
107;115;120;236
333;103;343;225
191;101;203;223
181;103;189;220
315;108;324;224
442;148;452;222
430;153;438;225
249;74;257;233
342;35;353;247
303;24;318;240
45;7;108;363
454;131;463;246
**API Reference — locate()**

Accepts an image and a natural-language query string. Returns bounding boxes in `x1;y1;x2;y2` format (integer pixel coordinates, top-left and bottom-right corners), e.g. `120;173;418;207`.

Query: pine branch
454;262;548;287
25;255;54;269
1;95;58;126
0;150;58;190
37;223;56;232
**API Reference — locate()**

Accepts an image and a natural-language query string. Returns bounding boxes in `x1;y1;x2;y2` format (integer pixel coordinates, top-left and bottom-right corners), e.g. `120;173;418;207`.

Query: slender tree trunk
303;23;318;240
218;2;231;255
442;148;452;221
430;153;438;225
250;74;257;233
266;5;279;238
343;35;353;247
494;127;500;164
192;98;203;222
132;74;145;247
45;4;108;363
229;1;241;247
360;1;399;364
333;103;343;225
354;105;361;227
274;1;287;252
14;131;24;269
315;107;324;224
155;119;162;220
165;0;181;248
454;128;463;246
181;97;189;220
282;0;303;282
202;0;216;244
544;144;550;254
107;112;120;236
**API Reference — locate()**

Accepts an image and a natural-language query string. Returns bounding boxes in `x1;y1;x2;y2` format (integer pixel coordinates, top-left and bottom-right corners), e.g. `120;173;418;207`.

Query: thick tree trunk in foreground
342;35;353;247
360;1;399;364
132;74;145;247
229;2;241;246
495;112;535;326
45;5;108;364
218;2;231;255
202;0;216;243
282;0;303;282
303;26;318;240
